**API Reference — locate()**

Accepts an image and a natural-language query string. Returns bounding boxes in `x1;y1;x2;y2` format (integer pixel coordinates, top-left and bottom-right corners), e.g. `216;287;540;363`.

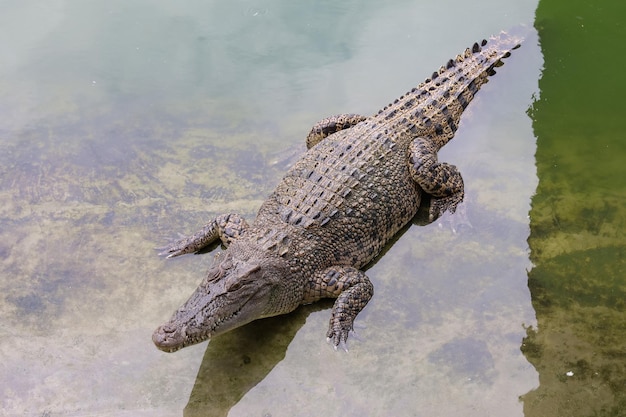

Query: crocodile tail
373;26;528;149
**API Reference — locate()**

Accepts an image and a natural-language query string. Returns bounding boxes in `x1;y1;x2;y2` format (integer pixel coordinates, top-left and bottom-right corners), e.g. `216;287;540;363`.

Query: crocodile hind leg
158;213;249;258
305;114;367;149
303;266;374;349
408;137;465;222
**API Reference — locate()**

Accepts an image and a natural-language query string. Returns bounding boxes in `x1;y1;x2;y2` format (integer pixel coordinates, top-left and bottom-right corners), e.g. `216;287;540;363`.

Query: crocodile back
255;125;419;271
253;28;527;271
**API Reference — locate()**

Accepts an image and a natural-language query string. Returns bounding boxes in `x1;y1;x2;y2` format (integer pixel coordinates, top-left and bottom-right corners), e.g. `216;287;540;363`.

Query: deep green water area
2;0;622;416
522;0;626;416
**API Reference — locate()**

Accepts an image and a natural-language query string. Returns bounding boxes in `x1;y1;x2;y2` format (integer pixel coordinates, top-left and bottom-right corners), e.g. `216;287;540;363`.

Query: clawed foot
428;192;464;223
327;331;354;352
327;315;365;351
156;233;205;258
156;214;249;259
312;266;372;352
156;244;188;259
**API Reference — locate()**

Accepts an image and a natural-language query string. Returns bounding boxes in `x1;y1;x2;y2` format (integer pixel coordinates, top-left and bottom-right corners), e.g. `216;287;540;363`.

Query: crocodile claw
156;233;192;258
428;192;464;222
326;321;354;351
328;337;349;352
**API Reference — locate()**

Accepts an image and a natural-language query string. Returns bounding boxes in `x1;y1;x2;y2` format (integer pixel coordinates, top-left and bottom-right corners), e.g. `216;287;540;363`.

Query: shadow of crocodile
183;301;330;417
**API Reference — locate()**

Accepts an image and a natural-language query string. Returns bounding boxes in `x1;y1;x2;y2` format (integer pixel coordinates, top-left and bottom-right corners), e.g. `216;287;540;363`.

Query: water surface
0;1;540;416
522;0;626;415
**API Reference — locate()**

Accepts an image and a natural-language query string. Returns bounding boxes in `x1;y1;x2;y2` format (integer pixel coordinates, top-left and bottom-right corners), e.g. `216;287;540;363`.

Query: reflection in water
522;0;626;415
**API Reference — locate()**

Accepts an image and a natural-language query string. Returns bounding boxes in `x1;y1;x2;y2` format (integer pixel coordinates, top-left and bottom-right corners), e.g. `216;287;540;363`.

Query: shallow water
0;1;544;416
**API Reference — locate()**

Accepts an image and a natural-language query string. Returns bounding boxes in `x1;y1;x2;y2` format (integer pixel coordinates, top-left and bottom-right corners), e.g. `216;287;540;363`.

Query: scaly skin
153;29;525;352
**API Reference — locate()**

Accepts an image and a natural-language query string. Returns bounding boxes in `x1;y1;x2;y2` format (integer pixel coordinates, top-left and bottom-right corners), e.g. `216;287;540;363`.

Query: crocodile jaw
153;278;271;352
153;291;236;353
153;249;292;352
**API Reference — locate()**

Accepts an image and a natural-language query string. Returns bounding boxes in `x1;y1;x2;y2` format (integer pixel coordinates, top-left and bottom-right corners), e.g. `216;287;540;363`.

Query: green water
522;0;626;415
11;0;625;416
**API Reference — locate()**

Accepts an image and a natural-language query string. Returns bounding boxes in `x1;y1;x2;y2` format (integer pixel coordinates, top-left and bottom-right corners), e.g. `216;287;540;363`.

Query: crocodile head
153;245;293;352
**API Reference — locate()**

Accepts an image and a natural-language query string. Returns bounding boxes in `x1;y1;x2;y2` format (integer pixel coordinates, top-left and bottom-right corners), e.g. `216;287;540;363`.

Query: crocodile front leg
304;266;374;349
158;213;249;258
305;113;367;149
408;137;465;222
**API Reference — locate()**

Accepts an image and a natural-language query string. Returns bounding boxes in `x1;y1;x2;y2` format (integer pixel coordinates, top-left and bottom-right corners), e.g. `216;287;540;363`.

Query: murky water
0;1;552;416
522;0;626;415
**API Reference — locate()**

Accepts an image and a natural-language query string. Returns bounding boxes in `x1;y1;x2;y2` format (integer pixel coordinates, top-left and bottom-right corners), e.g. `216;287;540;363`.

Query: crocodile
153;29;524;352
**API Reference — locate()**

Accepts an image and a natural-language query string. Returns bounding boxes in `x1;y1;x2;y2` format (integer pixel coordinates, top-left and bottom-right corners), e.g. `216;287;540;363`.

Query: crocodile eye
227;278;245;291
